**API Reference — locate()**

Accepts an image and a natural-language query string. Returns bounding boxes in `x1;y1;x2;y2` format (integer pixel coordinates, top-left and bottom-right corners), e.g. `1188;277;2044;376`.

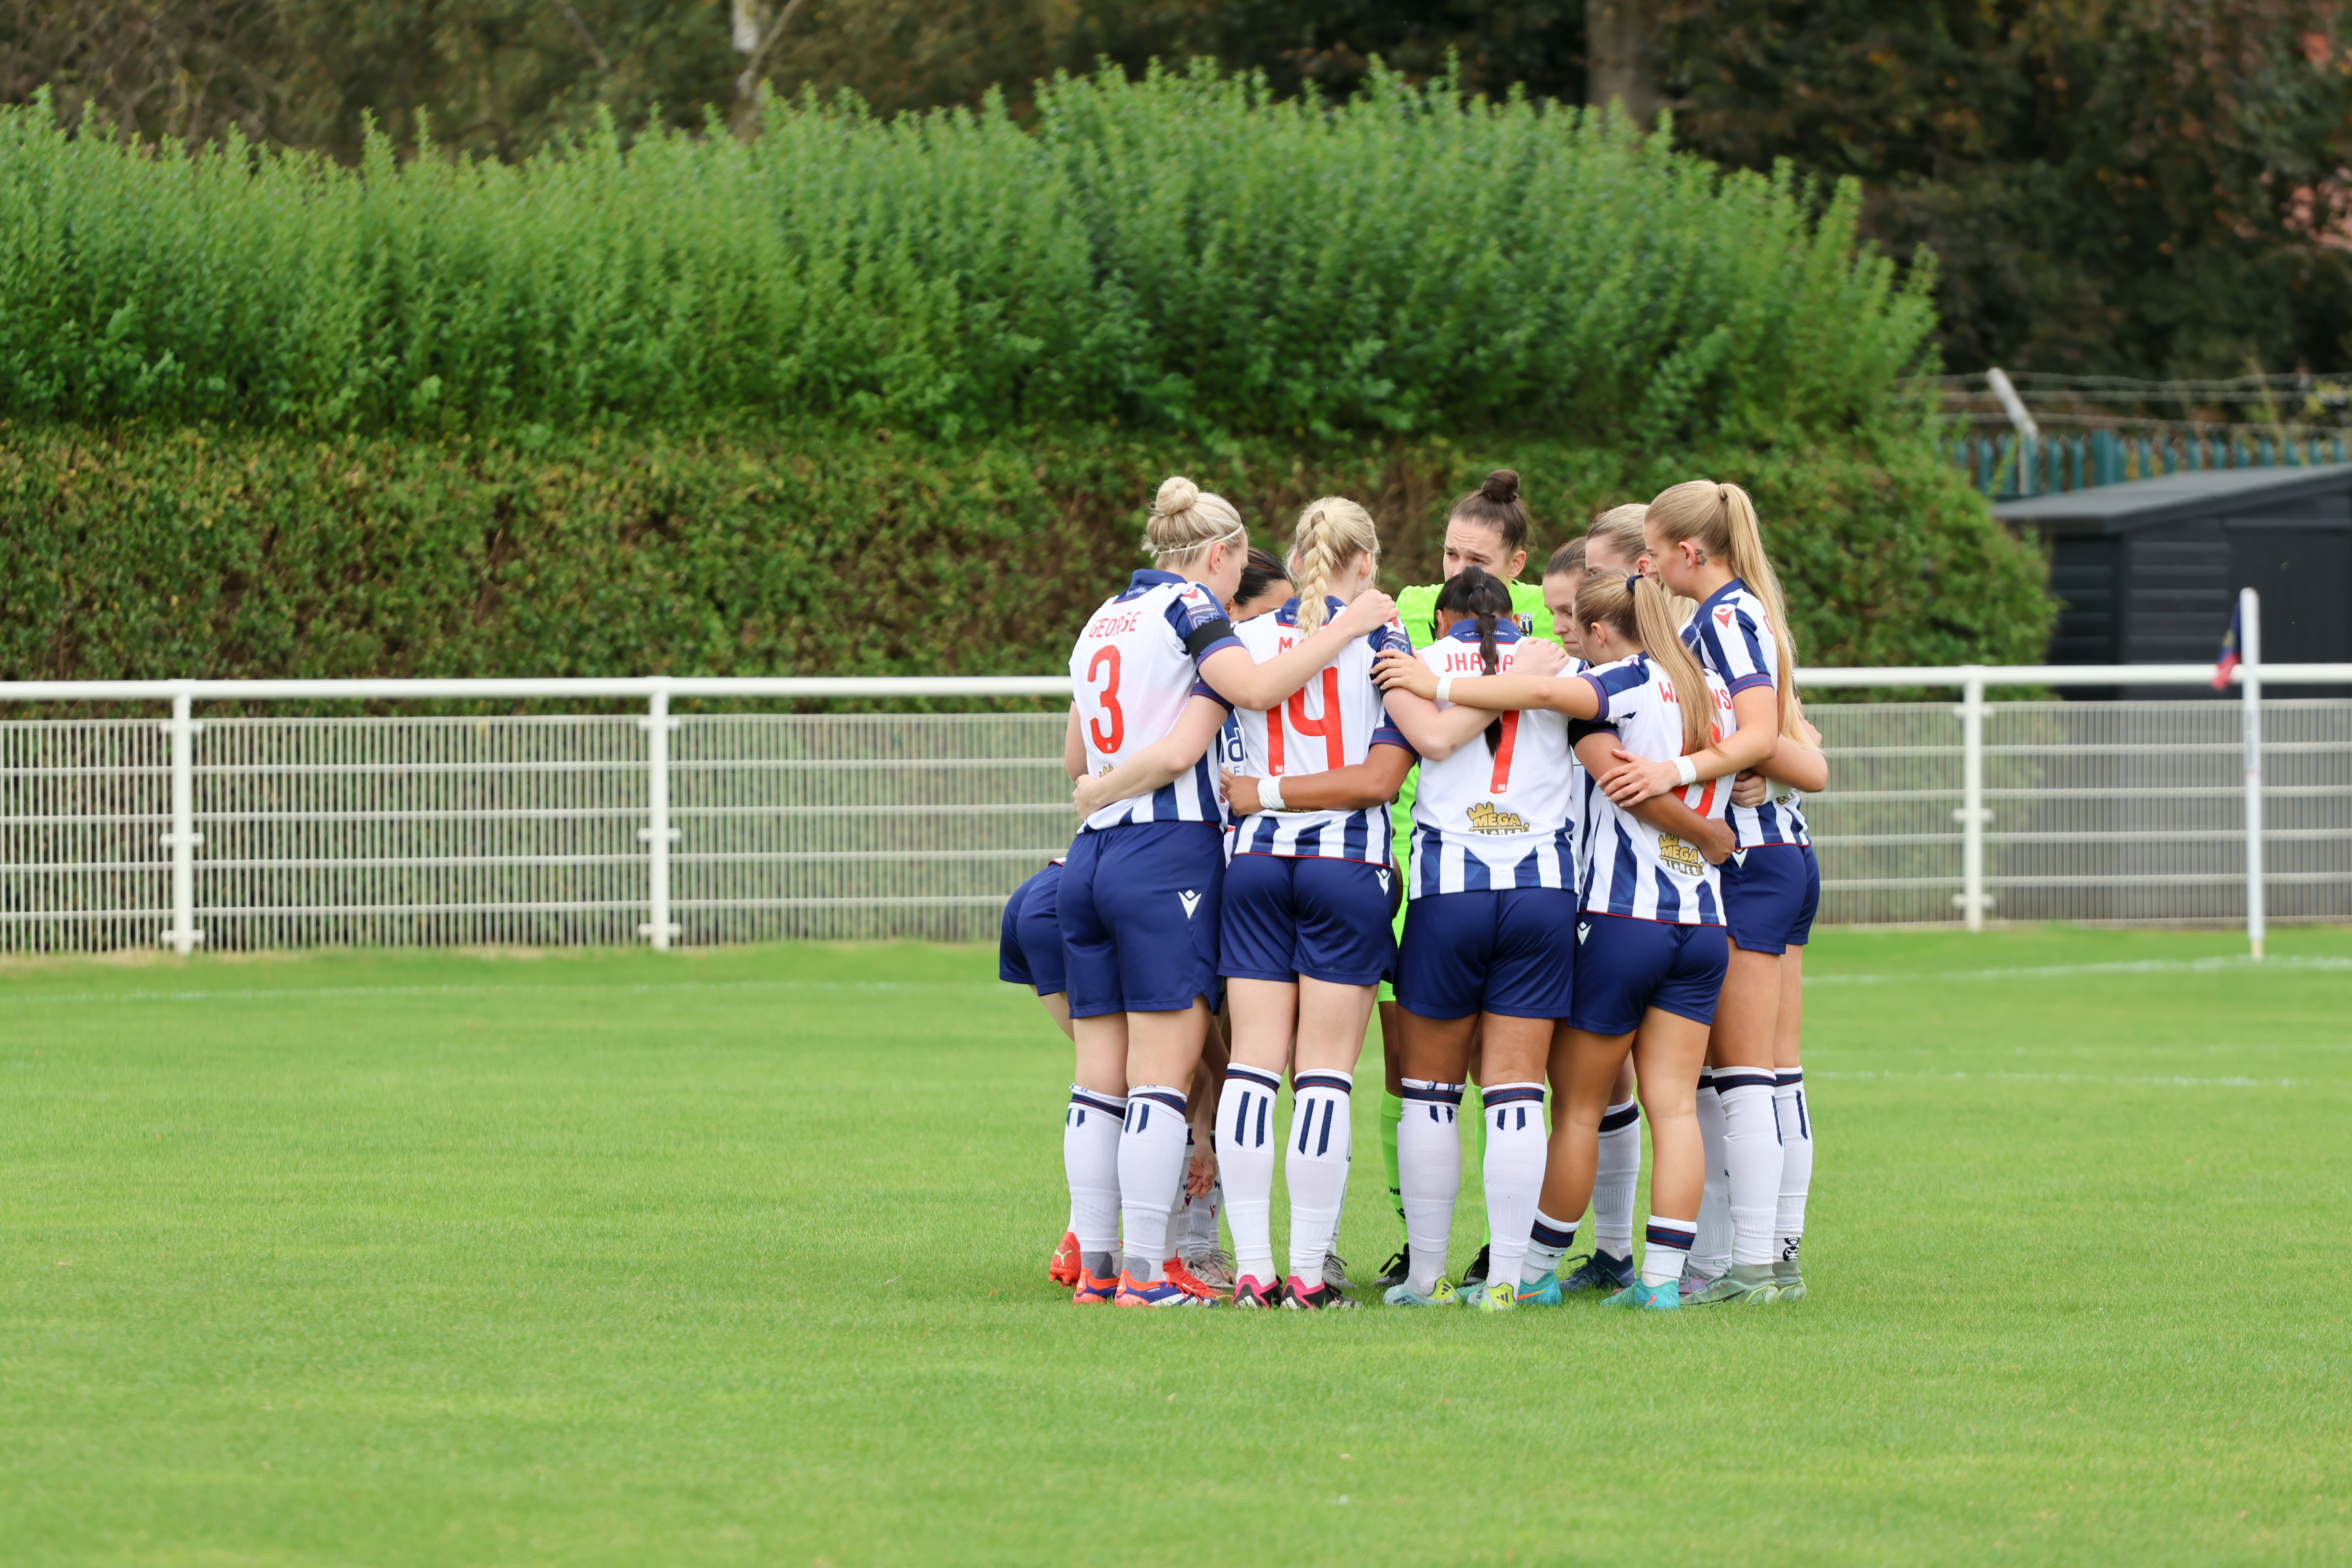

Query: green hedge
0;67;1933;444
0;420;2048;695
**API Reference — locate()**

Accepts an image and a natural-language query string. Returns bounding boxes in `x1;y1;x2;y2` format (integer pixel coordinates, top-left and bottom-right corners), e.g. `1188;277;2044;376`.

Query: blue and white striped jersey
1577;653;1733;924
1069;569;1242;833
1681;579;1810;848
1406;621;1575;898
1229;597;1414;864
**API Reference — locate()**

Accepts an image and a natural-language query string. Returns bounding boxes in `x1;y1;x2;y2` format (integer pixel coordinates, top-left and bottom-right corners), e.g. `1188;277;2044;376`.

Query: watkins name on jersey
1578;653;1733;924
1229;597;1414;864
1406;620;1575;898
1069;569;1242;833
1679;578;1811;849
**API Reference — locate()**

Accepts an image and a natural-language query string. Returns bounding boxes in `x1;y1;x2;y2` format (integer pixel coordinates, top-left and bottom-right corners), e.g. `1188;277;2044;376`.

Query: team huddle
998;470;1825;1310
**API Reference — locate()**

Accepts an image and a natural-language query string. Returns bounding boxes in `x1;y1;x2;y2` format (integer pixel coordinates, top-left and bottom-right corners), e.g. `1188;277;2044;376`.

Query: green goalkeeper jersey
1386;578;1553;884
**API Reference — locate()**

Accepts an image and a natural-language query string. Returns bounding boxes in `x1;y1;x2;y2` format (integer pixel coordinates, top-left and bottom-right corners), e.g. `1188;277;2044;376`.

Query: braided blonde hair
1287;496;1380;634
1146;476;1245;565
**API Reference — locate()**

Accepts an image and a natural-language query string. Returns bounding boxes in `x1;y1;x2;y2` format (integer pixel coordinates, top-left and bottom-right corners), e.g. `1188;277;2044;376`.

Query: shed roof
1992;463;2352;531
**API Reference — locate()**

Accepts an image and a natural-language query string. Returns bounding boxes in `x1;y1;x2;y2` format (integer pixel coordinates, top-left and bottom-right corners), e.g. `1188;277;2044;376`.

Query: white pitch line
0;978;997;1008
1806;955;2352;986
1814;1069;2315;1088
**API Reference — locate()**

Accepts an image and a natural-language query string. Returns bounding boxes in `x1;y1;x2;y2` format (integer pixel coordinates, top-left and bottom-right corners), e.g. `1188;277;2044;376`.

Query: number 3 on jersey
1086;645;1123;753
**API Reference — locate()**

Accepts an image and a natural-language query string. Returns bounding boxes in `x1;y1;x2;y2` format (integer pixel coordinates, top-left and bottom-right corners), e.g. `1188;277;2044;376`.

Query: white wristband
1676;756;1699;788
1435;675;1455;705
1258;778;1287;813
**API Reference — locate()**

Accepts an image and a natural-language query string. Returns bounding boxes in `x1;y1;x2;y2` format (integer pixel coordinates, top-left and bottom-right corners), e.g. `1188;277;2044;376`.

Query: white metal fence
3;650;2348;956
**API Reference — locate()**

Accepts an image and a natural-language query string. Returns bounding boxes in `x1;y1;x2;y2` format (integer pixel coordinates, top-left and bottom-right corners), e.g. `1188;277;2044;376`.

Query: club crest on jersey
1464;802;1529;836
1658;835;1706;878
1177;889;1201;919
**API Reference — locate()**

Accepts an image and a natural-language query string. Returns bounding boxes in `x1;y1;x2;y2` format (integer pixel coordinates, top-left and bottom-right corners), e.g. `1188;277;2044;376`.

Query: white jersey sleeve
1576;654;1733;924
1068;569;1242;832
1680;579;1809;848
1406;623;1575;898
1228;597;1413;864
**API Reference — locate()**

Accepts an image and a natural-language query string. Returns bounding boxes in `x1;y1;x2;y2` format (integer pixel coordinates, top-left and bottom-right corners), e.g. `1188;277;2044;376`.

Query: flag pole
2239;587;2264;961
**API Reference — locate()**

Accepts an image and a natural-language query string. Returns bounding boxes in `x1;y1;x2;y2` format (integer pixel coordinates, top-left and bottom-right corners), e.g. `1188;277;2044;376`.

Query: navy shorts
1394;887;1578;1022
1722;842;1821;955
1059;821;1225;1019
1566;912;1729;1035
1220;853;1398;987
997;861;1068;996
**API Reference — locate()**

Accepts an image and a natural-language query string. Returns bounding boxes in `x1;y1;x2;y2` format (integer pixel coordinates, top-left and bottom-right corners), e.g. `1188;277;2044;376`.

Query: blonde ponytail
1577;571;1710;755
1146;475;1246;566
1287;495;1380;635
1645;479;1804;738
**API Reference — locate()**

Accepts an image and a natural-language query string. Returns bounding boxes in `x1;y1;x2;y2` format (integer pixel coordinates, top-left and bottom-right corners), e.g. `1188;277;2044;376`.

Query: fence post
164;688;202;955
2239;589;2265;961
638;684;680;950
1953;667;1988;932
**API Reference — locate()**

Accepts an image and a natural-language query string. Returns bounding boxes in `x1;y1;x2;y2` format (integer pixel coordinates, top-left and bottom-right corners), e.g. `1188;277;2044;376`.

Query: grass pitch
3;926;2349;1566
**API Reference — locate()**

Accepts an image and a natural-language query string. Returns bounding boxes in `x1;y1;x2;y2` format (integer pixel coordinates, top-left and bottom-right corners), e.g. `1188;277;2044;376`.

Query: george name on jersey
1085;608;1143;640
1465;802;1528;835
1658;834;1705;877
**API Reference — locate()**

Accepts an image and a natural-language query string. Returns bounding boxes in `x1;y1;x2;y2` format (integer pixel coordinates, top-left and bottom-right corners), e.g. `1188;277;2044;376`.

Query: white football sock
1524;1210;1578;1284
1118;1086;1191;1281
1775;1070;1813;1264
1183;1177;1222;1256
1715;1070;1782;1268
1641;1215;1697;1288
1480;1082;1548;1294
1397;1077;1465;1295
1285;1070;1353;1282
1064;1086;1126;1256
1593;1099;1640;1260
1691;1072;1732;1279
1214;1065;1282;1288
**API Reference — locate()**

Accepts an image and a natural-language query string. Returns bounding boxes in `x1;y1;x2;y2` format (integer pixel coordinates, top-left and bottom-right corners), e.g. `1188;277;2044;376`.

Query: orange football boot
1071;1264;1118;1305
1049;1231;1082;1287
1161;1255;1224;1302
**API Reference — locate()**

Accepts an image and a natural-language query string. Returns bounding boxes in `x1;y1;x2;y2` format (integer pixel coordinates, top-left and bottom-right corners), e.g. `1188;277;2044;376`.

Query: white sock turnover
1775;1069;1812;1265
1641;1214;1697;1289
1396;1077;1464;1296
1118;1086;1191;1281
1691;1071;1732;1279
1064;1085;1126;1258
1715;1069;1782;1268
1480;1082;1547;1294
1593;1098;1640;1260
1285;1070;1353;1283
1214;1065;1282;1288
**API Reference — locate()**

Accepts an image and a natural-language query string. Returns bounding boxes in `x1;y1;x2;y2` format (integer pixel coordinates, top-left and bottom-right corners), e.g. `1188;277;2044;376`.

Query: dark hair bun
1481;469;1520;505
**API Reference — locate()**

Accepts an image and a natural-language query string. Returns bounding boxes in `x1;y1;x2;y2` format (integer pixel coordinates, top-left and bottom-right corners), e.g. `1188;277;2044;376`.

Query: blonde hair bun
1155;475;1202;516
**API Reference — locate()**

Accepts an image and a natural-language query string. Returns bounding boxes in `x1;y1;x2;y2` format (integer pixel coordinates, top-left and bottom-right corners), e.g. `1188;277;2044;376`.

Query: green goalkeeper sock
1380;1090;1406;1246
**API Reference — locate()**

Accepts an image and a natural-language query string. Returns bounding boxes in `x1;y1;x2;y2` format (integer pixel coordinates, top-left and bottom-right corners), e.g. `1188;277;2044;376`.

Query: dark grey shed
1994;465;2352;695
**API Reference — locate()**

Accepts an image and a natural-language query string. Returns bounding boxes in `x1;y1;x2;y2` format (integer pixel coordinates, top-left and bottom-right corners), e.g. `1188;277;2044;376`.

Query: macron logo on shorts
1731;849;1748;868
1376;869;1391;897
1577;921;1591;945
1178;889;1201;919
